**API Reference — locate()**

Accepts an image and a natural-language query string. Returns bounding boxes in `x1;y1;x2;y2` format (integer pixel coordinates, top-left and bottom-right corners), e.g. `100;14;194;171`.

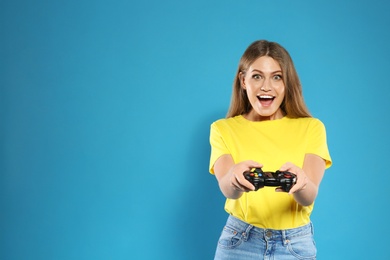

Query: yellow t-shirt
209;115;332;229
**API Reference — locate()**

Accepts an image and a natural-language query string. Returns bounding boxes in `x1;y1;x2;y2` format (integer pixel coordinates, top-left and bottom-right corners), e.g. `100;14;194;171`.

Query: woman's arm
279;153;326;206
213;154;262;199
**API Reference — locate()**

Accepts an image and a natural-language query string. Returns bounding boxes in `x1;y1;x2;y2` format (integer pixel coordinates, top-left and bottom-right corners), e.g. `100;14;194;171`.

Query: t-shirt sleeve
209;122;230;174
307;119;332;169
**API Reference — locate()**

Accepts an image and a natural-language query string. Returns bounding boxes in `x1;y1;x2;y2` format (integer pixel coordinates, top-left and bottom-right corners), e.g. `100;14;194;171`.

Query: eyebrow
251;69;283;74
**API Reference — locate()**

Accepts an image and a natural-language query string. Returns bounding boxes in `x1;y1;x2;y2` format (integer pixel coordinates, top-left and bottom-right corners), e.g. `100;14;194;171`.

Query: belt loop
242;224;253;242
282;230;289;246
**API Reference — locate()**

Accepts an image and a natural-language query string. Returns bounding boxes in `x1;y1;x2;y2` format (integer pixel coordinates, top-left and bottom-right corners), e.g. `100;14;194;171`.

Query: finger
237;177;255;191
279;162;293;172
238;173;256;189
232;175;247;191
232;181;254;192
288;178;307;194
288;184;301;194
232;182;242;191
245;160;263;169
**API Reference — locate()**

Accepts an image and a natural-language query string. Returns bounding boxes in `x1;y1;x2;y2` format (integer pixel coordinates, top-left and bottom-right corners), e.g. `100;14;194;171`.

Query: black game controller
243;168;297;192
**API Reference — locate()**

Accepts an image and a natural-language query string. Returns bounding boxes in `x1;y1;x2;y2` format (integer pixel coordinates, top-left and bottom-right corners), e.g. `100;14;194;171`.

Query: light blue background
1;0;389;259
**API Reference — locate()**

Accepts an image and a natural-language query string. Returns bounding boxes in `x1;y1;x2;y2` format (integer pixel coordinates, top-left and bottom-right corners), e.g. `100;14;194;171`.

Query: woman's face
241;56;285;121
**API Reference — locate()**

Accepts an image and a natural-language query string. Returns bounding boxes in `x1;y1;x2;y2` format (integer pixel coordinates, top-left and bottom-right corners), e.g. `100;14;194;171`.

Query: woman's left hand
276;155;326;206
276;162;308;194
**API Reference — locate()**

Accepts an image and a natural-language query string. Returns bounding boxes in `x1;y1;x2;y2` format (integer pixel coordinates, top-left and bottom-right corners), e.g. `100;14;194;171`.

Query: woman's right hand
228;160;263;192
214;155;262;199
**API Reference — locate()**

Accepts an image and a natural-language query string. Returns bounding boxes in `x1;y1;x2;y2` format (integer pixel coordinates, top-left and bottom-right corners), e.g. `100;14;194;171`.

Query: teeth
258;95;274;99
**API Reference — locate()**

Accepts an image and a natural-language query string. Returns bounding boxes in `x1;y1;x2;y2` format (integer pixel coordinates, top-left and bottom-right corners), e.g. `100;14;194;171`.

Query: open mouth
257;95;275;106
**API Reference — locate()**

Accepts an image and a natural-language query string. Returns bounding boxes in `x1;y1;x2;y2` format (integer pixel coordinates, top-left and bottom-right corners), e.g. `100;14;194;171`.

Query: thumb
279;162;293;172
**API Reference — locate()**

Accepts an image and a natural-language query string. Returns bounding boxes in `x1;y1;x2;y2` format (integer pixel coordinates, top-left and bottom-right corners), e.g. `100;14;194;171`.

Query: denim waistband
225;215;313;242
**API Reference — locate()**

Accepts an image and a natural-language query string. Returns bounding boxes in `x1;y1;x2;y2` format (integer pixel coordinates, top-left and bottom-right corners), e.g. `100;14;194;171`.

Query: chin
257;110;283;120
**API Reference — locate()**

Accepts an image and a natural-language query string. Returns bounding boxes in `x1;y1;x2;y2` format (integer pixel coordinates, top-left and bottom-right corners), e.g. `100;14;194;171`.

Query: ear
239;72;246;89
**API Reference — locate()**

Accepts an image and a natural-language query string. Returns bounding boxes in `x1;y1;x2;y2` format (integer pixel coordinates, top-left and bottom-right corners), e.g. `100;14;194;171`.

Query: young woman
209;40;332;259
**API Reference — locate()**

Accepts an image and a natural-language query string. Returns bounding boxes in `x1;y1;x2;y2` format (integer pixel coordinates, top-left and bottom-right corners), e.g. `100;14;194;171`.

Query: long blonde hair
226;40;311;118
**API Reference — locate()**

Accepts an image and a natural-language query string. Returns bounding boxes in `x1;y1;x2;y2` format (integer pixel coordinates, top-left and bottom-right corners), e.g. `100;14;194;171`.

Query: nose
260;78;272;91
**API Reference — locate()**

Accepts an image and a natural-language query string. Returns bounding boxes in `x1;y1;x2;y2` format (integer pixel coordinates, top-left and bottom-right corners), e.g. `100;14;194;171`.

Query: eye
273;74;283;80
252;74;262;80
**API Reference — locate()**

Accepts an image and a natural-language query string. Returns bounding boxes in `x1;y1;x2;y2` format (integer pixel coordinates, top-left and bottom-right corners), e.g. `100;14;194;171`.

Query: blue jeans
214;216;316;260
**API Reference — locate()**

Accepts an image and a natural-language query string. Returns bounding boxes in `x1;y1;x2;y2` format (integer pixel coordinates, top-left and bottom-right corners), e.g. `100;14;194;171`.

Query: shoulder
283;117;328;136
211;115;244;128
285;117;325;127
